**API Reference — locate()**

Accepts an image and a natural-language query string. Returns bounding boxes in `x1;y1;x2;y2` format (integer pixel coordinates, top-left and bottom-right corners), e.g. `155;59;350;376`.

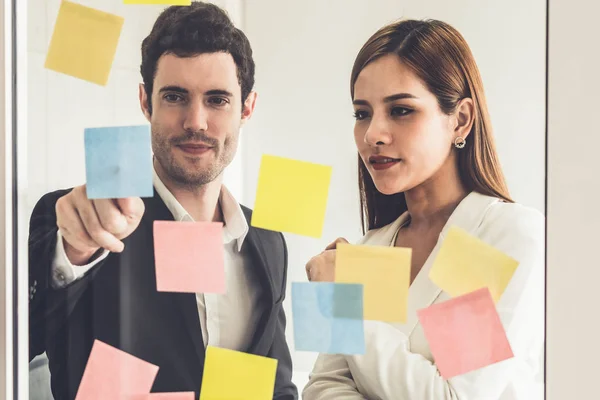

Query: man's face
140;52;255;189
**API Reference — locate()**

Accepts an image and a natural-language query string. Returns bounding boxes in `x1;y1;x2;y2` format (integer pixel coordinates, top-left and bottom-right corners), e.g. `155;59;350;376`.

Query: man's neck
155;163;224;223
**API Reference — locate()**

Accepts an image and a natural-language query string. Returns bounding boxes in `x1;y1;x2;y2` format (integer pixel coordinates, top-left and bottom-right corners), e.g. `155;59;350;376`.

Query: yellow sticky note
336;243;411;322
200;346;278;400
251;155;332;238
45;1;124;86
124;0;191;4
429;226;519;303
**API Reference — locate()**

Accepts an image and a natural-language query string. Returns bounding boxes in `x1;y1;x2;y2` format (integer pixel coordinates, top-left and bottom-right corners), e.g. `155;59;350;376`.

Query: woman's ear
452;97;475;140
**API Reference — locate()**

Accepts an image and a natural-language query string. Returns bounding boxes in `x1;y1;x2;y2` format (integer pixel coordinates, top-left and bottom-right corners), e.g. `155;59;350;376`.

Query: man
28;2;297;399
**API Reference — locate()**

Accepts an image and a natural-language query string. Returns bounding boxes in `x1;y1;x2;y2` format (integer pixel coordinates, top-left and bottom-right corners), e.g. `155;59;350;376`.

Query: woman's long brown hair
352;19;513;234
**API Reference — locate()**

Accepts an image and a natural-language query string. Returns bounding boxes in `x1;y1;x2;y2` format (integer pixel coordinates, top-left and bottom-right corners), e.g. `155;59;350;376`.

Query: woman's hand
305;237;349;282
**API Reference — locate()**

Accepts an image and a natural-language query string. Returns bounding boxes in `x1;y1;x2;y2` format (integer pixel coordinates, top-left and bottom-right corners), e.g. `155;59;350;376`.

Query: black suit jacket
28;188;298;400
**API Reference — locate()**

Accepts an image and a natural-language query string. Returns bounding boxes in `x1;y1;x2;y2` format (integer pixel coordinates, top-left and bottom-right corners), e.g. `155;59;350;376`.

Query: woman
302;19;544;400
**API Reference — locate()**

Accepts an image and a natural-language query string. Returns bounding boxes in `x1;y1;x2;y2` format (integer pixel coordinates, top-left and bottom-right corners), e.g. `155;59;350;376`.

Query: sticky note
75;340;159;400
130;393;194;400
336;243;411;322
124;0;191;4
251;155;332;238
200;346;277;400
429;226;519;302
84;125;153;199
417;287;514;379
291;282;365;355
153;221;225;293
45;1;124;86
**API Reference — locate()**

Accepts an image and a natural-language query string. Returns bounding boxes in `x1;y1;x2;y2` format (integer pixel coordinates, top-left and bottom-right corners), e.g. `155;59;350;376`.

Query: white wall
546;0;600;398
242;0;547;386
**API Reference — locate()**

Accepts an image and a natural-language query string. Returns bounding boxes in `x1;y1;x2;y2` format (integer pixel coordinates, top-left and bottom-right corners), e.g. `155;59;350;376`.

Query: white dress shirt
303;191;545;400
51;168;261;351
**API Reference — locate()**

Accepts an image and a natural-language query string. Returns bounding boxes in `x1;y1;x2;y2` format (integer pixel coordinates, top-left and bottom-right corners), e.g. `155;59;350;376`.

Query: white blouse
303;191;545;400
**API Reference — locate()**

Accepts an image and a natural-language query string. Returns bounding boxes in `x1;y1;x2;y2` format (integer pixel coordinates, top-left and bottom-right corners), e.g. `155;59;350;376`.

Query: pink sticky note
130;392;195;400
75;340;159;400
153;221;225;293
417;287;514;379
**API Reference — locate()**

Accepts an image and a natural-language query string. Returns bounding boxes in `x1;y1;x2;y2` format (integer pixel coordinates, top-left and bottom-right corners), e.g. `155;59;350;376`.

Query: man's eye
209;97;229;106
164;94;183;103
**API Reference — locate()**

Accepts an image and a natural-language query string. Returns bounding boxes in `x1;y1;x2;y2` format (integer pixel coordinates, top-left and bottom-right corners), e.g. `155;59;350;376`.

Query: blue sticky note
84;125;153;199
292;282;365;355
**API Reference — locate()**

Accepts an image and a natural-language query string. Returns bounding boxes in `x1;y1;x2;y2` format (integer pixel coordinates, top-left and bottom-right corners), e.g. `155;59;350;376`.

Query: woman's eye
391;106;412;117
353;110;370;120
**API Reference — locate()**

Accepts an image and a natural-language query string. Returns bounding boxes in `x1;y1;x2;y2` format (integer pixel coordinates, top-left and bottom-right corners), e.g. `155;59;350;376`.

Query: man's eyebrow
352;92;419;105
158;85;188;94
205;89;234;97
157;87;235;97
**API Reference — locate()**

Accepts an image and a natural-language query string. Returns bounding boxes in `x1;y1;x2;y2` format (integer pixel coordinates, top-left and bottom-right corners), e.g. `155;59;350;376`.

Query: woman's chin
373;181;407;196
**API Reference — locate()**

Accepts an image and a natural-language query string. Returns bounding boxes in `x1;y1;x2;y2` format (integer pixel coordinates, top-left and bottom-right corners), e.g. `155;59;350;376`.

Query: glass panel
22;1;547;399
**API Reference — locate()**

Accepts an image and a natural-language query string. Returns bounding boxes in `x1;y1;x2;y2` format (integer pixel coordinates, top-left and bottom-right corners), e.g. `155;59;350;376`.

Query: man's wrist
64;240;100;266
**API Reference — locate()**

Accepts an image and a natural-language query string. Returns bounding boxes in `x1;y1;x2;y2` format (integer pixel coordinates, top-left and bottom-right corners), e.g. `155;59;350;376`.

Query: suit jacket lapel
241;209;276;354
143;190;206;365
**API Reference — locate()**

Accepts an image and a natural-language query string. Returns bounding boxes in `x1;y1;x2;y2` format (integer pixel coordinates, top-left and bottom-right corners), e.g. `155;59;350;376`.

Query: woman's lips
369;156;401;170
371;160;400;170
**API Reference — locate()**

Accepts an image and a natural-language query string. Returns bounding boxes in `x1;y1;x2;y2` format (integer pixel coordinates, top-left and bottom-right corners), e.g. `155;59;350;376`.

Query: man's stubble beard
152;129;238;190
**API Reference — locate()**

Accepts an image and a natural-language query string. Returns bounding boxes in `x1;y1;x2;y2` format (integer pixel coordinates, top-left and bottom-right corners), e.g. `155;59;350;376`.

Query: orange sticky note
251;155;332;238
130;393;195;400
200;346;278;400
45;1;124;85
417;288;514;379
75;340;159;400
153;221;225;293
336;243;411;322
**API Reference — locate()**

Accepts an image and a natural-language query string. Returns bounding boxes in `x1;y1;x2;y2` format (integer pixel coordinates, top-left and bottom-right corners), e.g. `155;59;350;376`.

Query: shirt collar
152;166;249;251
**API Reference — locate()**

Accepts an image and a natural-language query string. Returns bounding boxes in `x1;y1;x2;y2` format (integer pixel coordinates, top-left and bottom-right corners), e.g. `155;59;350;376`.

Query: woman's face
353;54;458;195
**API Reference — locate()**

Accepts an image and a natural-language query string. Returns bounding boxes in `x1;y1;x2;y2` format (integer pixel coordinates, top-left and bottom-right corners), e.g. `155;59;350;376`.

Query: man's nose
183;100;209;132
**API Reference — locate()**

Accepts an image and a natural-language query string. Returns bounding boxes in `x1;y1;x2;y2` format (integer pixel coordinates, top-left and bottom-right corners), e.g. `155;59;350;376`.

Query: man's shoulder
39;188;73;203
240;204;253;220
32;188;74;216
239;204;285;242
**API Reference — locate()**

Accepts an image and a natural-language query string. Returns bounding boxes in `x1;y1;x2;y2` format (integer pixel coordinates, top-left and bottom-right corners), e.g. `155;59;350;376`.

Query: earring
454;136;466;149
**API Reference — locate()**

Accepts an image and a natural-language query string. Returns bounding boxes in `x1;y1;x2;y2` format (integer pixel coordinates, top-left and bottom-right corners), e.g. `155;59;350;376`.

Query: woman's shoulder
481;199;545;242
473;198;545;266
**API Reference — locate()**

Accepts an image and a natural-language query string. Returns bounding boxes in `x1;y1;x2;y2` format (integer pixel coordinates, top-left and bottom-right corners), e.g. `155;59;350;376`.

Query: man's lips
176;143;214;155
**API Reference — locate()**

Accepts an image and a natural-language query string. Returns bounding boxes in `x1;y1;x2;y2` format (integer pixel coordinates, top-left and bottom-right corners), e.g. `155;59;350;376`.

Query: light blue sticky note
292;282;365;355
84;125;153;199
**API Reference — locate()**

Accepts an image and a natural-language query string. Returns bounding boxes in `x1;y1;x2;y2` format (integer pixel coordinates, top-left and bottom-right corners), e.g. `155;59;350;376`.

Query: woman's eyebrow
353;92;418;106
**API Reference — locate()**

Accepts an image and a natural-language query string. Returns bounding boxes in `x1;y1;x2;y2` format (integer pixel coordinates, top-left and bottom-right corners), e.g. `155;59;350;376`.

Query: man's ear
139;83;152;122
241;91;257;125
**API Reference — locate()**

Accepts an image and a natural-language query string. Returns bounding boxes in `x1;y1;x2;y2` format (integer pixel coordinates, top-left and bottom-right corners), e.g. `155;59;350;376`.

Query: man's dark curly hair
140;1;255;114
